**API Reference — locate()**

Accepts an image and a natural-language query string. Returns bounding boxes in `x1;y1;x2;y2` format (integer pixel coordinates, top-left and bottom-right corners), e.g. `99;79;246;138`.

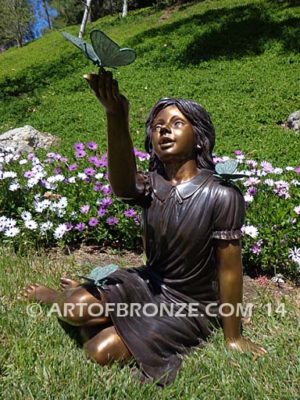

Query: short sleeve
117;171;152;208
212;183;245;240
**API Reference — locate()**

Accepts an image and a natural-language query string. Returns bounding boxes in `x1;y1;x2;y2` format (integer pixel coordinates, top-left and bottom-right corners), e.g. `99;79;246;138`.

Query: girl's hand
226;337;267;357
84;69;129;117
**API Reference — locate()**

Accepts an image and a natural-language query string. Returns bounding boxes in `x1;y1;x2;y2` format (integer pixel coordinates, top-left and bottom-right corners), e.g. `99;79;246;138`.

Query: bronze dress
99;168;245;385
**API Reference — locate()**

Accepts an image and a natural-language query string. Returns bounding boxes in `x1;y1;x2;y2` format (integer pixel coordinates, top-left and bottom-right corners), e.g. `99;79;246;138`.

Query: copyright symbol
26;303;43;318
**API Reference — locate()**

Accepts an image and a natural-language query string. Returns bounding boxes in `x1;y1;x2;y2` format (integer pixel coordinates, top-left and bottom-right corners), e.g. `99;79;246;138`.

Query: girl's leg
23;283;111;326
83;326;132;365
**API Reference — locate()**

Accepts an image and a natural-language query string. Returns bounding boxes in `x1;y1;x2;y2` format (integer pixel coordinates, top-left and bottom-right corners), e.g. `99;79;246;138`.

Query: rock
0;125;59;154
287;110;300;132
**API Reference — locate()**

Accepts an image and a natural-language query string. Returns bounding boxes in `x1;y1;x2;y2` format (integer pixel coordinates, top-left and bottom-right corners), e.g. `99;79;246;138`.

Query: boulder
287;110;300;132
0;125;59;154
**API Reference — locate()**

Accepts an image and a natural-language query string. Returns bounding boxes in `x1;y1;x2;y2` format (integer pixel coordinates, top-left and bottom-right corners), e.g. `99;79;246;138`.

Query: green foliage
0;0;34;47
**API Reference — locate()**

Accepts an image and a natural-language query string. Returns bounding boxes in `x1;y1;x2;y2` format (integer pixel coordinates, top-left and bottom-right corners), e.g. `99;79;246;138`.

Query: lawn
0;247;299;399
0;0;300;398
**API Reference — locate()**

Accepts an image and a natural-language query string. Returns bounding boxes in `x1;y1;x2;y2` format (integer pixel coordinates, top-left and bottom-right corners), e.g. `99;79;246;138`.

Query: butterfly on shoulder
214;159;248;181
62;30;136;68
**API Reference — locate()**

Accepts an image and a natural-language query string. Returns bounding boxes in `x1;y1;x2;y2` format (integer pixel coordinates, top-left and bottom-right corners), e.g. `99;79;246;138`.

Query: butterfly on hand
214;160;248;181
62;30;136;68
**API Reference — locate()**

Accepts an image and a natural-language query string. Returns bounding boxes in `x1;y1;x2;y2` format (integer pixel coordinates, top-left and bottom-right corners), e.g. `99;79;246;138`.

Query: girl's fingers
98;69;106;99
105;70;113;99
83;73;100;98
111;79;120;100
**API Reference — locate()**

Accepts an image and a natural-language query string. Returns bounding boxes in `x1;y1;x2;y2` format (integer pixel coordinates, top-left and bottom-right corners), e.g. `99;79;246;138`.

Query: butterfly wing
90;30;136;67
62;31;100;66
215;159;238;176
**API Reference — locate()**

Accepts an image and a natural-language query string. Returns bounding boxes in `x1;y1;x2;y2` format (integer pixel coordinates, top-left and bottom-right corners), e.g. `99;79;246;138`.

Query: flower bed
0;144;299;280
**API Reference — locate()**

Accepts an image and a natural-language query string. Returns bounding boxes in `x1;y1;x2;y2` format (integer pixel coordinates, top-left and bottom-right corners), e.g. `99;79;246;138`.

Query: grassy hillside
0;0;299;166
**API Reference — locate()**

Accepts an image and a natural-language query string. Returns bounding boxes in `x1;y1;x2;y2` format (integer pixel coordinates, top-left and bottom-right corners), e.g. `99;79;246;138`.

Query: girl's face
151;106;196;163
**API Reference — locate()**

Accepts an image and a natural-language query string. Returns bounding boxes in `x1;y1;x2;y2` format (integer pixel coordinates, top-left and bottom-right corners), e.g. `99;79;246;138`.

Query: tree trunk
122;0;128;17
79;0;93;39
42;0;52;30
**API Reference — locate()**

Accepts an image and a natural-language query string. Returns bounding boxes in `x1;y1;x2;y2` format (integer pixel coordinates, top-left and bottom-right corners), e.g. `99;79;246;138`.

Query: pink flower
80;204;90;214
84;167;95;176
261;161;274;173
124;208;137;217
68;164;78;171
294;206;300;215
87;141;98;151
106;216;119;225
75;150;86;158
74;142;84;151
88;217;98;227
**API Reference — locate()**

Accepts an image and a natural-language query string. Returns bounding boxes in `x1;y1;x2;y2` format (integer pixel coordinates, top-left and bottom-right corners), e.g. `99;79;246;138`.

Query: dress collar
150;169;213;202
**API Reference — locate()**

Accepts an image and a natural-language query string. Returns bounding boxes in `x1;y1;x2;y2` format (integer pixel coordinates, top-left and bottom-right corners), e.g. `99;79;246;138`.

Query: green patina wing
90;30;136;67
215;159;238;175
78;264;120;287
62;31;100;67
214;160;247;180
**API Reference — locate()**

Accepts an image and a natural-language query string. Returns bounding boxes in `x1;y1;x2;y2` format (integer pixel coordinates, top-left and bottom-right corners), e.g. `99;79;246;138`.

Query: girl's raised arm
84;69;139;198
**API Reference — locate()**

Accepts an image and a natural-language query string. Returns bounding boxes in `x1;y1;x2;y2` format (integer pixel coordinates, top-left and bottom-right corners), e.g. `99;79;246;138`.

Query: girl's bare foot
22;283;58;304
60;277;80;290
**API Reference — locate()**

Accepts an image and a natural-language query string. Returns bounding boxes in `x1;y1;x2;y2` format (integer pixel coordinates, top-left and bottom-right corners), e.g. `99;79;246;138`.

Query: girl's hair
145;98;216;173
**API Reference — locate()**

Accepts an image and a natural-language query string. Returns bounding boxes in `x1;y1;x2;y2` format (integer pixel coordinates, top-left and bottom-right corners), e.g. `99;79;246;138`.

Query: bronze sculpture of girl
23;69;267;385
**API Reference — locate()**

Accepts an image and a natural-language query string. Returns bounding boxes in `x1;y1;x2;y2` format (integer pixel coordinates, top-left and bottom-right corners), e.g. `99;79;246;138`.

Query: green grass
0;1;300;398
0;247;299;399
0;0;299;165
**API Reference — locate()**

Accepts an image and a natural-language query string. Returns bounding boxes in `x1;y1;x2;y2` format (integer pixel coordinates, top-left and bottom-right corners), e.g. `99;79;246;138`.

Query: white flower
291;179;300;186
40;221;53;232
56;197;68;209
244;177;260;187
77;172;88;180
0;217;8;231
241;225;259;238
47;174;65;183
236;154;245;163
244;194;254;203
264;179;274;186
294;206;300;215
68;177;76;184
256;170;267;177
239;170;252;176
9;182;20;191
273;168;283;175
95;173;104;179
285;166;295;171
13;153;20;161
5;218;17;228
25;220;38;230
53;223;67;239
5;154;14;163
21;211;32;221
288;247;300;268
34;200;51;213
3;171;17;179
19;159;28;165
4;227;20;237
26;178;39;188
55;209;66;217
